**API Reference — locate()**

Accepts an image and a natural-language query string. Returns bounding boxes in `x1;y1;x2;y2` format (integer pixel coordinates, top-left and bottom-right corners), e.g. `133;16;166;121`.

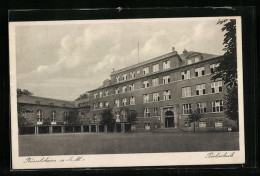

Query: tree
211;19;238;129
64;109;79;124
75;92;89;101
188;109;204;132
17;89;33;127
100;108;115;132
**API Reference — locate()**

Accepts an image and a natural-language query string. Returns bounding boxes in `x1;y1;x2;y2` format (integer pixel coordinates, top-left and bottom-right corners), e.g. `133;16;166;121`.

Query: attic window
195;57;200;63
187;59;192;65
35;101;40;104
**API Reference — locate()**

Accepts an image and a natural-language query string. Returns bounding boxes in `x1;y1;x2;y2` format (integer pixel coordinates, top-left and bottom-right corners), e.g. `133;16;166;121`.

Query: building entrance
165;111;174;128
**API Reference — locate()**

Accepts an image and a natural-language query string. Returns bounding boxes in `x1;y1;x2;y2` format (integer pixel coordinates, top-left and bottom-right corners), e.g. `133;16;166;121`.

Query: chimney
183;49;188;54
172;47;175;52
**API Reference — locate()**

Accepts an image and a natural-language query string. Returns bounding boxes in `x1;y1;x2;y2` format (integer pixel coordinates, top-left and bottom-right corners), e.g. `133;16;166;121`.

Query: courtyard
18;132;239;156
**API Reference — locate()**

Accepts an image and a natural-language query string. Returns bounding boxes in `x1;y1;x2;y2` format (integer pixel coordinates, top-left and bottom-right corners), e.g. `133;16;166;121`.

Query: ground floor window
144;123;151;130
199;121;206;128
154;123;158;129
131;125;136;131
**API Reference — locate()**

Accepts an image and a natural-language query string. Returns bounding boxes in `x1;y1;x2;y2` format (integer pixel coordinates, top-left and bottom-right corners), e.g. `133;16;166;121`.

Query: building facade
18;49;236;134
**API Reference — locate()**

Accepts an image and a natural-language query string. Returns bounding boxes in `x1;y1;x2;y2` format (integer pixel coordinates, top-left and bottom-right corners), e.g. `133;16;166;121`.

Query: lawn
18;132;239;156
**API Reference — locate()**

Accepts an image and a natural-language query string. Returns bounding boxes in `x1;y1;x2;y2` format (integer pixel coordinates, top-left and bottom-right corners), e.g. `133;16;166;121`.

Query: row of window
93;97;136;110
36;110;68;122
93;63;220;99
182;81;223;98
142;100;223;117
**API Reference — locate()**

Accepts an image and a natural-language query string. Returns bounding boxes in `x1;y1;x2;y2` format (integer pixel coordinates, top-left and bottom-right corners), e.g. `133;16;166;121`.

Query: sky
15;18;225;101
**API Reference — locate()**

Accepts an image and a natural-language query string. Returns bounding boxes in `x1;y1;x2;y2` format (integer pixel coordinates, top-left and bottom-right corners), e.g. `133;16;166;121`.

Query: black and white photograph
9;17;245;169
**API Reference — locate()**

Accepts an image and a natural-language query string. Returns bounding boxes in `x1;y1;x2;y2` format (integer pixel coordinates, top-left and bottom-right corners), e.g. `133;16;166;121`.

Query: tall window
143;94;149;103
129;84;135;91
122;86;127;93
130;71;136;78
122;74;127;81
116;75;120;82
154;107;159;116
163;60;170;69
130;97;135;105
152;78;159;86
115;99;120;107
211;81;223;93
36;109;43;122
93;103;97;110
183;104;191;114
210;63;220;73
196;84;206;95
94;93;98;98
181;70;190;80
143;80;149;88
195;67;205;77
182;87;191;98
144;108;151;117
163;90;171;100
99;91;103;97
63;111;68;118
93;114;98;121
163;75;170;84
212;100;223;112
121;110;127;119
153;64;159;72
122;98;127;106
197;102;207;113
194;57;200;63
99;102;103;109
115;112;120;122
51;110;56;122
105;101;109;108
143;67;149;75
153;92;160;102
105;90;109;96
115;87;120;94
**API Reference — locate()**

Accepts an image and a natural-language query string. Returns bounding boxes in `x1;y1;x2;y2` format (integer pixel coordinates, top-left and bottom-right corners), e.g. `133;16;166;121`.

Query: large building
17;48;235;134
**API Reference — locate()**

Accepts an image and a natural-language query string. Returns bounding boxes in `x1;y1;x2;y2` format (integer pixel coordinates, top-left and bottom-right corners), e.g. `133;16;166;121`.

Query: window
153;64;159;72
116;75;120;82
163;60;170;69
93;114;98;121
181;70;190;80
115;112;120;122
36;109;43;122
105;90;109;96
63;111;68;118
183;104;191;114
210;63;220;73
196;84;206;95
154;107;159;116
105;101;109;108
143;67;149;75
195;57;200;63
122;74;127;81
121;110;127;119
93;103;97;110
115;87;120;94
163;90;171;100
144;109;150;117
130;71;136;78
144;123;151;130
197;102;207;113
143;80;149;88
99;102;103;109
122;86;127;93
163;75;170;84
152;78;159;86
94;93;98;98
129;84;135;91
51;110;56;122
195;67;205;77
130;97;135;105
143;94;149;103
187;59;192;65
99;91;103;97
131;125;136;131
153;92;160;102
122;98;128;106
182;87;191;98
212;100;223;112
115;99;120;107
211;81;223;93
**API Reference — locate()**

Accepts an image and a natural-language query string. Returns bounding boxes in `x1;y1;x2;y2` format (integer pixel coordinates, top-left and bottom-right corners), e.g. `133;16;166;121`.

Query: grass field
18;132;239;156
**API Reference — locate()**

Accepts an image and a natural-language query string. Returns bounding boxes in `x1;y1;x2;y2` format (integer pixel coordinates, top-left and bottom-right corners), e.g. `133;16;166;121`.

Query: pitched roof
179;51;219;61
18;95;75;108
